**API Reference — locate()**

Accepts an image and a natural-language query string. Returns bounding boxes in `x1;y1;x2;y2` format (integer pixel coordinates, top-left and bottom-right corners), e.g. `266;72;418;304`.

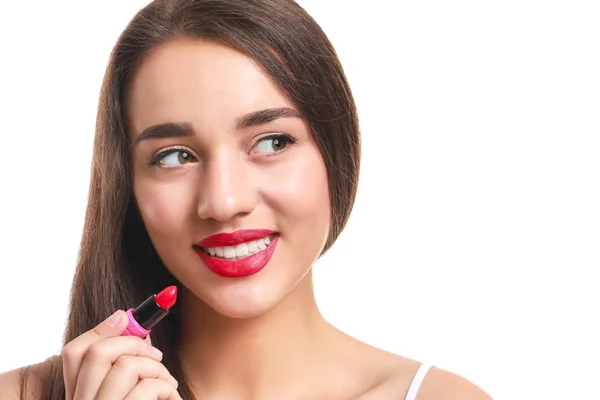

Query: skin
0;38;493;400
128;38;331;321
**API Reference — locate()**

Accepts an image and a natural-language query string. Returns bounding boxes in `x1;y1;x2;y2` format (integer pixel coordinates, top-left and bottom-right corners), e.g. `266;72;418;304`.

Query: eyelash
145;133;298;167
146;146;195;166
252;133;298;157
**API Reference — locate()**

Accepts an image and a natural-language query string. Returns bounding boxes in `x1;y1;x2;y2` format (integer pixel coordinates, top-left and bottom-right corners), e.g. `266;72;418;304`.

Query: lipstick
197;229;274;248
122;285;177;338
193;229;278;278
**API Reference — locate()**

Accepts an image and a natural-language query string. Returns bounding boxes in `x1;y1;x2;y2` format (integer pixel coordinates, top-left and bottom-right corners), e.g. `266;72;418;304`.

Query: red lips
194;229;278;278
196;229;275;248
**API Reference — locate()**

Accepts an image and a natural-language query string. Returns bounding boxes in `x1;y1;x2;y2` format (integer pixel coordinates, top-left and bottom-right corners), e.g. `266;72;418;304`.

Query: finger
95;355;178;400
72;336;163;400
62;310;129;400
124;378;183;400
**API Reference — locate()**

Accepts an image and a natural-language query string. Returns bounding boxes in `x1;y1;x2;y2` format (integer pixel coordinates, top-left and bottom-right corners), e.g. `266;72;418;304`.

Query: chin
196;279;291;319
210;298;278;319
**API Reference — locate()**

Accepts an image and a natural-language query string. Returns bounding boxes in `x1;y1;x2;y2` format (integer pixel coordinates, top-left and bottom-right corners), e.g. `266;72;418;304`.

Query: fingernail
151;346;163;358
106;311;123;327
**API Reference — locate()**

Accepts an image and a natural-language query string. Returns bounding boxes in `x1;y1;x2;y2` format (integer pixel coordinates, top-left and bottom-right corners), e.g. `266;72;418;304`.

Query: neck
178;271;335;398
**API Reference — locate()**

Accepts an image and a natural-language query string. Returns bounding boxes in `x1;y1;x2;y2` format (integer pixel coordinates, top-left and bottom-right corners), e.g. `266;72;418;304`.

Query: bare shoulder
0;368;22;400
356;353;492;400
317;327;491;400
414;366;492;400
0;358;55;400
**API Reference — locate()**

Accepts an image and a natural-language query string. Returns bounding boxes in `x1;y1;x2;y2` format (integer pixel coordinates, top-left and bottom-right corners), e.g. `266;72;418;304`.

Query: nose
196;150;257;222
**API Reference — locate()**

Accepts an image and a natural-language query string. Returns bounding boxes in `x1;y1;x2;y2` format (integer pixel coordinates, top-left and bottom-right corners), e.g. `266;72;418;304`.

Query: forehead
127;38;293;135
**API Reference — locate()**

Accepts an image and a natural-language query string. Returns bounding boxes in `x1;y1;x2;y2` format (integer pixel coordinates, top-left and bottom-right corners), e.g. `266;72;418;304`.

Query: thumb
93;309;130;338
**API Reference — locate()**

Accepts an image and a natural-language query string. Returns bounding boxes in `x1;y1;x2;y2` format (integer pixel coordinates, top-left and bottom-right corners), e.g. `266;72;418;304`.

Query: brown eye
253;134;297;154
177;151;193;164
148;148;197;167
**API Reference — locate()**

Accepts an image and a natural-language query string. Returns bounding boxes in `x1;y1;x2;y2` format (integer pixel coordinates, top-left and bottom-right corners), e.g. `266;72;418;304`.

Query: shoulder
0;358;56;400
402;365;492;400
0;368;21;400
358;359;492;400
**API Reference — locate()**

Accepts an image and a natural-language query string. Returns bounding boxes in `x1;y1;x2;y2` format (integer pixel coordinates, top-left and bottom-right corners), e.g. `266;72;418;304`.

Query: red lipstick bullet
122;285;177;338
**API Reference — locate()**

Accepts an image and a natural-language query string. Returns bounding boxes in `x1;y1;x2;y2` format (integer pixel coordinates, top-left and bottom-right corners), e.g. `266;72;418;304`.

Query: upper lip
196;229;275;248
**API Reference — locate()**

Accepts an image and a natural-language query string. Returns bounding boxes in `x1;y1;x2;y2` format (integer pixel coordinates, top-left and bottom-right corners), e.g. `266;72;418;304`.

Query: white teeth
223;246;236;259
235;243;249;257
248;240;258;252
202;235;275;259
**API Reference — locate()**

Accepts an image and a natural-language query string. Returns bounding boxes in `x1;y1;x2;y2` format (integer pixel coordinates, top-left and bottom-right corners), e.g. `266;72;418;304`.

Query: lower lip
194;236;279;278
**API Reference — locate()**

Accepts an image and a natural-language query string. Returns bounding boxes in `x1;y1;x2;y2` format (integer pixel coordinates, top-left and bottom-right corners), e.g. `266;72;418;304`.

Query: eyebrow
134;107;303;144
134;122;194;144
236;107;303;130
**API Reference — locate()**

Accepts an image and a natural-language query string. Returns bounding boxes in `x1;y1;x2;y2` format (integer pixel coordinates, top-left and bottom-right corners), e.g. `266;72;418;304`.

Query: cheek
261;147;330;231
133;178;195;240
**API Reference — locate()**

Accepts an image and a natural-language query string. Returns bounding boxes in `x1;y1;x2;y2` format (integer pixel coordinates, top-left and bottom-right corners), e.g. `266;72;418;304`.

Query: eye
147;148;197;167
251;134;297;155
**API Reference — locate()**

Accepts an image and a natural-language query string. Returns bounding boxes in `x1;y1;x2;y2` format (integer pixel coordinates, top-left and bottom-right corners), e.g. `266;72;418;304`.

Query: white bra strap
404;363;433;400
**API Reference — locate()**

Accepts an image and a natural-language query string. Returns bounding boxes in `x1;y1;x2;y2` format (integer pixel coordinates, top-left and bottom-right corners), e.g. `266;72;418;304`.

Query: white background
0;1;599;399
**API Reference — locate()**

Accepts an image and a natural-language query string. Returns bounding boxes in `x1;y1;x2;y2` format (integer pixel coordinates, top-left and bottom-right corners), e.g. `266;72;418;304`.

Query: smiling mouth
194;234;277;260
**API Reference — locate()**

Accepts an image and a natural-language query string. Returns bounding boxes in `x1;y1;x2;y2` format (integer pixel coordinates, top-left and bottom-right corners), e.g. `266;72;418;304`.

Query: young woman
2;0;491;399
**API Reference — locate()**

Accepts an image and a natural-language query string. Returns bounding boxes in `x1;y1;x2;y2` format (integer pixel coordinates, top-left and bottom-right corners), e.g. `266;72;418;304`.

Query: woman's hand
61;310;181;400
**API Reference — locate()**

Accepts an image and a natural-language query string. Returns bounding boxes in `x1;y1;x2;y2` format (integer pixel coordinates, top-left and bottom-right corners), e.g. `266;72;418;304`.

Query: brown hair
24;0;360;398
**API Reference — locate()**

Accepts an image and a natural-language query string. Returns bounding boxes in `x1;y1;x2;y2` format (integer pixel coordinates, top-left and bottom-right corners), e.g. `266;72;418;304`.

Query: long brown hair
24;0;360;398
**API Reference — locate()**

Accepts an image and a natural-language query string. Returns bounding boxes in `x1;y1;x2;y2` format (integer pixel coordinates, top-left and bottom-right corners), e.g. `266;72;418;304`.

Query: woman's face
128;39;330;318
